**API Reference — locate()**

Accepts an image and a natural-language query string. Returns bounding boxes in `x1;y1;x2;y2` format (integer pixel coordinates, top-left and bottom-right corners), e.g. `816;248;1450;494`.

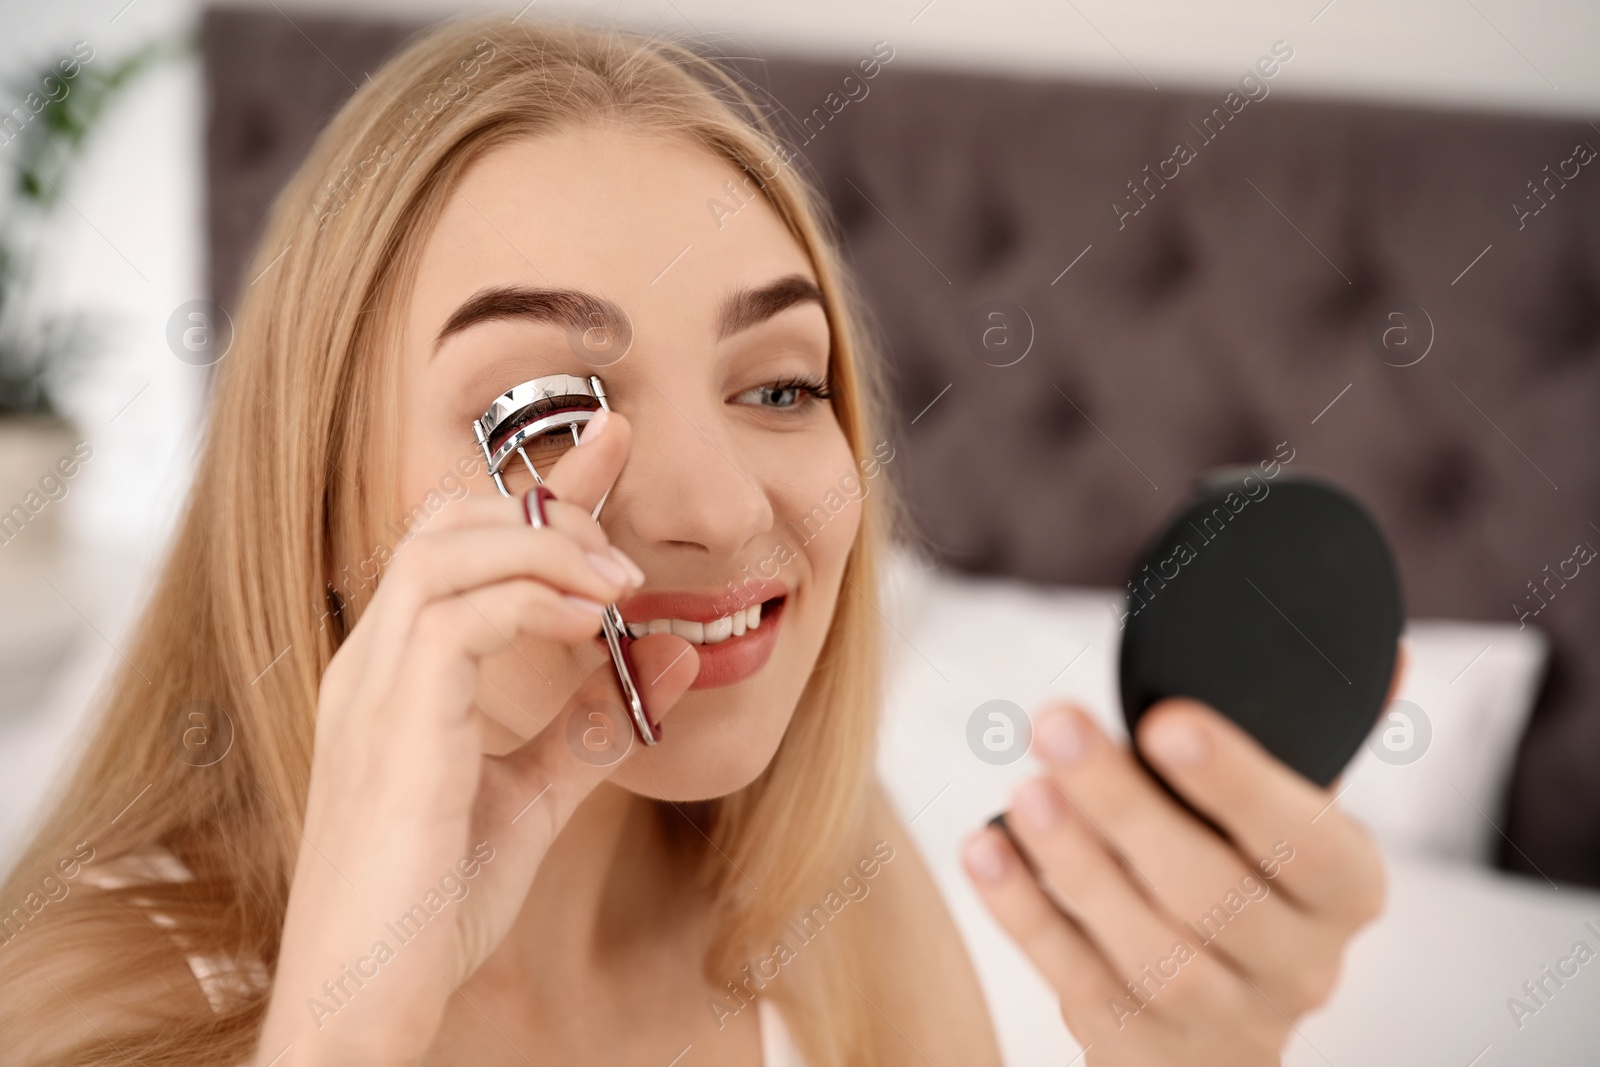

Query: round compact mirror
1118;468;1403;788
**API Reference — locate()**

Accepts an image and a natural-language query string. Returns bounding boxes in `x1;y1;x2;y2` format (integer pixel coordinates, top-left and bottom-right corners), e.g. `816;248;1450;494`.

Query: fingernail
963;833;1010;884
1145;717;1209;768
1036;707;1085;766
585;550;628;586
610;545;645;586
1012;779;1063;833
562;593;607;616
578;408;610;445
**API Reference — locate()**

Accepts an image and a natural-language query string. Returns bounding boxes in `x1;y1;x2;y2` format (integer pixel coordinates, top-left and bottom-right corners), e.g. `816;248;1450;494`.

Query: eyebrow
433;287;628;354
715;273;826;341
432;273;825;354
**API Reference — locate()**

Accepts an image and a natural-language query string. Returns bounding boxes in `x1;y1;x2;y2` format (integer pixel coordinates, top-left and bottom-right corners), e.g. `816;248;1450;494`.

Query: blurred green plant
0;37;182;419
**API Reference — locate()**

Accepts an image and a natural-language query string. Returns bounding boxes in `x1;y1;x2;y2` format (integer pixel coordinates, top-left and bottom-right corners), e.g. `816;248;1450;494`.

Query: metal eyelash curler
472;373;660;746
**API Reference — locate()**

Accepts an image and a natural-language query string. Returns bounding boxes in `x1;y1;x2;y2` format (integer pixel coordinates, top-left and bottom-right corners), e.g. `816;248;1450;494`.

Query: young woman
0;19;1386;1066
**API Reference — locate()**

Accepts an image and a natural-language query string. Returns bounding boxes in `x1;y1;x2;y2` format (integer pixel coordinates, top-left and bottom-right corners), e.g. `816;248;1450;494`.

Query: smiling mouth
596;590;788;690
621;595;784;644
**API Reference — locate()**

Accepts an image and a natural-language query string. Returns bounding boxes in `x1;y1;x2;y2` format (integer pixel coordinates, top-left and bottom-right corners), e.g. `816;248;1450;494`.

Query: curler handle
601;603;660;745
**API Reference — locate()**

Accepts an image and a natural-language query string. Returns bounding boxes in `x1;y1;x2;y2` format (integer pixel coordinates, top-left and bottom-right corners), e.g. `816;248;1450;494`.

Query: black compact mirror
1118;467;1403;788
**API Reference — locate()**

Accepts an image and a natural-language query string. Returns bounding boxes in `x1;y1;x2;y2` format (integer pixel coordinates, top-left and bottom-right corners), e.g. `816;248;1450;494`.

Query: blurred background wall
4;0;1597;572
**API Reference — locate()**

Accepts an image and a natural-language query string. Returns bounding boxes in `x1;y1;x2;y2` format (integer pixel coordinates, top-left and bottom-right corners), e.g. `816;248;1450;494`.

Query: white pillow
1339;623;1547;864
874;543;1549;867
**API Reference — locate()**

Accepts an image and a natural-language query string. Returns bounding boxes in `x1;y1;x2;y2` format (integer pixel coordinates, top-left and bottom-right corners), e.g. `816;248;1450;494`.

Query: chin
610;679;802;801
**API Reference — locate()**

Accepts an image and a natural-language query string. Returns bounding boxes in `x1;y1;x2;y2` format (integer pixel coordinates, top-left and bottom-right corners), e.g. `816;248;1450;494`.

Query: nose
612;385;773;563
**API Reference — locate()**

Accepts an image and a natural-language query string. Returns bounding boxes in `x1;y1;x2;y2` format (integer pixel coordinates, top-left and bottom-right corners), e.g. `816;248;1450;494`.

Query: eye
733;375;835;411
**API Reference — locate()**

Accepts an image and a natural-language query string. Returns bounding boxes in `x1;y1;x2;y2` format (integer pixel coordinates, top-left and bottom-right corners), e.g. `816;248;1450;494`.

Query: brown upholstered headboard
202;7;1600;886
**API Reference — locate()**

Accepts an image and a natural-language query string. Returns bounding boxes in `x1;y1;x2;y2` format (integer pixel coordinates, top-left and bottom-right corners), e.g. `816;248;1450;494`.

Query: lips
615;576;786;625
601;579;788;690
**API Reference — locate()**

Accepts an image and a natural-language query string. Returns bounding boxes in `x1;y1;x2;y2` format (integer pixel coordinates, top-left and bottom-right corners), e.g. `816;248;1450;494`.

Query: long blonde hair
0;18;908;1066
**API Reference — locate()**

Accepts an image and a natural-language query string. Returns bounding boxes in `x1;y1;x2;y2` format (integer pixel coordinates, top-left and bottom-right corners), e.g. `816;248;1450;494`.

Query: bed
197;7;1600;1062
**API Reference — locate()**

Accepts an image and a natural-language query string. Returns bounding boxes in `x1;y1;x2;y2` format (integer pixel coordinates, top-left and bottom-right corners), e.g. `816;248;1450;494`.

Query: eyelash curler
472;373;659;746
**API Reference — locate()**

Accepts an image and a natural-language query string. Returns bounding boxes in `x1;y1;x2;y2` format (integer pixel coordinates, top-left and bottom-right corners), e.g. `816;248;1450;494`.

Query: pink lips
601;578;788;690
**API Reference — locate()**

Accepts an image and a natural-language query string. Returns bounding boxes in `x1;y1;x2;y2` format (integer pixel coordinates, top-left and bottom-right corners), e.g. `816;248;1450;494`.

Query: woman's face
396;125;862;799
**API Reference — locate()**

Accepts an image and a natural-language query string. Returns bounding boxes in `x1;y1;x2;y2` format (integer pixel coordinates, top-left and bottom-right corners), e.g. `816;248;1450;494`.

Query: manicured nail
963;833;1010;884
610;545;645;586
562;593;607;616
578;408;610;445
1012;779;1063;833
585;550;628;586
1036;707;1085;766
1145;717;1209;768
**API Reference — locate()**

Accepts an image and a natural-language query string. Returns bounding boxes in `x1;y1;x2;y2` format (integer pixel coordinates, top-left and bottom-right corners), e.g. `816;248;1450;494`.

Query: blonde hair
0;18;909;1066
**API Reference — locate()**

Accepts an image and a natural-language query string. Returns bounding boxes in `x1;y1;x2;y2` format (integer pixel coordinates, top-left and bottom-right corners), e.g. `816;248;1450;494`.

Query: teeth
624;600;769;644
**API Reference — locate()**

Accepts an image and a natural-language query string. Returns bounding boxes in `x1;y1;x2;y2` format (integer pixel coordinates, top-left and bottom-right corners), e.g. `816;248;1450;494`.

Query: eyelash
736;375;835;412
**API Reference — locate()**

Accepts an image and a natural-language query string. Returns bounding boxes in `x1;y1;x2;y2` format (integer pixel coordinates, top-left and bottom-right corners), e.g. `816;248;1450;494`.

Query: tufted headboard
202;7;1600;887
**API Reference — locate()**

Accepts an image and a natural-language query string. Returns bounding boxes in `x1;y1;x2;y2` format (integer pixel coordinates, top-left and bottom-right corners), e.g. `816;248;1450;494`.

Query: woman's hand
962;698;1386;1067
255;411;699;1067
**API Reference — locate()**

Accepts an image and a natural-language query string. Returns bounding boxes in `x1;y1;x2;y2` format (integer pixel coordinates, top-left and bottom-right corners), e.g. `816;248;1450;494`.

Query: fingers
350;578;611;755
961;824;1118;1012
392;524;634;607
352;523;641;693
965;697;1386;1052
1000;776;1194;982
477;633;698;853
1029;704;1305;971
540;407;632;515
1138;699;1385;928
413;491;615;559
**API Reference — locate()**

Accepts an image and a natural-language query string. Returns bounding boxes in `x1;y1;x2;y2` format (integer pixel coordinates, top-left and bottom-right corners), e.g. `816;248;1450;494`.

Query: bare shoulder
853;784;1004;1066
0;872;219;1065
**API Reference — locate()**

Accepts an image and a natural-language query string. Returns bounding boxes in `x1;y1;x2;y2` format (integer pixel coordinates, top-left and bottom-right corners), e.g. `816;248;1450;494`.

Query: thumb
475;633;698;853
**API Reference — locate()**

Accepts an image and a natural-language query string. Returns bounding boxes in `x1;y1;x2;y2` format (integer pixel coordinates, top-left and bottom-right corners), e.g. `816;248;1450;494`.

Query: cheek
775;433;863;572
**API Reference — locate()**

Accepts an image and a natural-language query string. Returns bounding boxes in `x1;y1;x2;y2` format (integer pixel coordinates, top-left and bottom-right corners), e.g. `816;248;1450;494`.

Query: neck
476;781;708;993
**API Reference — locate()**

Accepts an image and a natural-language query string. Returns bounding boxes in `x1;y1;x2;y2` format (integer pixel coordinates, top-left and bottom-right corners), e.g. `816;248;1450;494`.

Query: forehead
406;124;815;345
